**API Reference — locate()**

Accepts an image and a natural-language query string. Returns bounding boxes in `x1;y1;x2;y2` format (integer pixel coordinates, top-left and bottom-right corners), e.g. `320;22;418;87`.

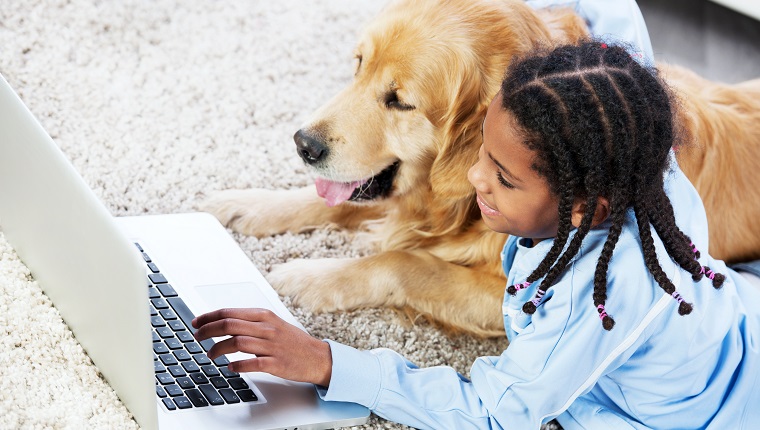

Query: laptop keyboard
135;242;260;411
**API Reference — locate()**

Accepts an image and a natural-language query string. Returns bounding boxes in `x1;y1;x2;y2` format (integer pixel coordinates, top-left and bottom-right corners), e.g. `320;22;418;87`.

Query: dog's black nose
294;129;328;165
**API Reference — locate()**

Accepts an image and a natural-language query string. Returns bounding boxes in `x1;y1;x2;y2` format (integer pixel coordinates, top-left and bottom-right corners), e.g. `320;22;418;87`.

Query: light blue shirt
317;1;760;429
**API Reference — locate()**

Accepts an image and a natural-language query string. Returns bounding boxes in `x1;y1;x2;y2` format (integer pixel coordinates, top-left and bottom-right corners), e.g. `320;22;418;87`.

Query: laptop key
199;338;215;352
213;356;230;367
201;365;220;377
161;397;176;411
198;384;225;406
175;377;195;389
219;366;239;379
185;342;203;354
182;361;201;374
148;287;161;299
173;350;192;361
134;242;144;252
185;389;209;407
168;365;186;378
152;331;160;342
193;354;212;366
153;343;170;355
154;362;166;373
173;396;192;409
150;316;165;328
176;331;194;342
141;252;151;263
160;309;178;320
190;372;209;385
147;262;160;273
168;320;185;332
210;376;229;389
165;384;183;397
157;283;178;297
156;373;174;385
151;298;169;309
165;338;183;350
218;388;240;404
156;386;167;398
156;327;174;338
149;273;167;284
159;353;178;366
228;377;249;390
236;389;258;402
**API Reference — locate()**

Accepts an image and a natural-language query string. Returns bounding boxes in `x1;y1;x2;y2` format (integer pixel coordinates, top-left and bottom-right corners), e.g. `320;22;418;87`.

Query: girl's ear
571;196;611;228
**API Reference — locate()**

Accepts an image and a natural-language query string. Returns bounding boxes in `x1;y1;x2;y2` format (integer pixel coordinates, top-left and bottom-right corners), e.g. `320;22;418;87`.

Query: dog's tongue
315;177;367;207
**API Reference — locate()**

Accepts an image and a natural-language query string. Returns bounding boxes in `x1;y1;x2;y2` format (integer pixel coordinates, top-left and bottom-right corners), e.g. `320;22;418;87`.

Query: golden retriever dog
204;0;760;337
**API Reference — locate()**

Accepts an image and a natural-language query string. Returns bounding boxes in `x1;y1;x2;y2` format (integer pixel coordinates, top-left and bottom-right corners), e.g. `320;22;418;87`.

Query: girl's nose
467;161;489;193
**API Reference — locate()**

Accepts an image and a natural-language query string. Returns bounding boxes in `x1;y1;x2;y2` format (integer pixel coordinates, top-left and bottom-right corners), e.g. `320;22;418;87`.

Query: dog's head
295;0;555;209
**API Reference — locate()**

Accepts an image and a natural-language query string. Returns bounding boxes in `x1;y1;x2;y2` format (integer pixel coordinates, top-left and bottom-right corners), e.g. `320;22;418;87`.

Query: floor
638;0;760;83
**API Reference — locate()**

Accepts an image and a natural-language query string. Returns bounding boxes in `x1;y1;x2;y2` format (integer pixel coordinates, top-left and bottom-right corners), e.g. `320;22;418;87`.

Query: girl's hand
191;308;332;387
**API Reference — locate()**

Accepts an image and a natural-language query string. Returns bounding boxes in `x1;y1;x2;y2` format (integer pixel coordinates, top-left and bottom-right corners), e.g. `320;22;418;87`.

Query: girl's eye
497;172;515;189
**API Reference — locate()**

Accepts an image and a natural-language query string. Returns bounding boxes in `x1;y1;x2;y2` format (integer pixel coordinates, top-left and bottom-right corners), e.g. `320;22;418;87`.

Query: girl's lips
476;194;501;217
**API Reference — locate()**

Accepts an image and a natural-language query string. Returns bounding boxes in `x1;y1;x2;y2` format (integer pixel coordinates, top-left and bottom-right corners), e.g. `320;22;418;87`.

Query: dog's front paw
268;257;385;312
201;189;290;237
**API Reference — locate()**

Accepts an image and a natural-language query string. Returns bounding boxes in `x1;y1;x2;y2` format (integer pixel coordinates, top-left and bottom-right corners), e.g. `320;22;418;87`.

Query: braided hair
502;41;725;330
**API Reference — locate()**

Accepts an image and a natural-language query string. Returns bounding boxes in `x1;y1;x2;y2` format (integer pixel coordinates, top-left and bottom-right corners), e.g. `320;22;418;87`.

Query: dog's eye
384;91;415;111
354;54;363;74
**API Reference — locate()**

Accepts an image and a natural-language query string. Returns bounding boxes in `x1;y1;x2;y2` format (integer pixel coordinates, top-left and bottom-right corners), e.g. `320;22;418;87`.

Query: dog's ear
429;68;488;203
424;66;490;235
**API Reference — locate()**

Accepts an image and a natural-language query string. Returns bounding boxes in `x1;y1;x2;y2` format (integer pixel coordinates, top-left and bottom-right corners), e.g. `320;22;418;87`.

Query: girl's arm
317;263;669;429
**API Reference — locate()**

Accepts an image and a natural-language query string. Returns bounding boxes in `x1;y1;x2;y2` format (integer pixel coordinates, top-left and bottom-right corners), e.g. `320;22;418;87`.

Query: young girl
192;23;760;430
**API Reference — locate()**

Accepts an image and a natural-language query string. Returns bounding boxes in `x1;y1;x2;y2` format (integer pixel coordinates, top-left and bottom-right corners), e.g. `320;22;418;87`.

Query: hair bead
506;281;531;296
689;242;701;259
597;304;615;330
701;266;726;289
522;288;545;314
671;291;693;315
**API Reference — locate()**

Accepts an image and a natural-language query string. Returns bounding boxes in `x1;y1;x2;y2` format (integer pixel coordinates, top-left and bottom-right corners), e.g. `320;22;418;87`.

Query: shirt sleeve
526;0;654;64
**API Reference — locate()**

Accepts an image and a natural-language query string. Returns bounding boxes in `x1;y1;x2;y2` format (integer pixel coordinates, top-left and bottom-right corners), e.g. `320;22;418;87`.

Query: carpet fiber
0;1;510;428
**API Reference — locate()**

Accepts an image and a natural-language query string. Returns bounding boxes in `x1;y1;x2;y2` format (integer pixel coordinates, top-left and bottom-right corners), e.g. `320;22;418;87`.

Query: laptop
0;73;369;430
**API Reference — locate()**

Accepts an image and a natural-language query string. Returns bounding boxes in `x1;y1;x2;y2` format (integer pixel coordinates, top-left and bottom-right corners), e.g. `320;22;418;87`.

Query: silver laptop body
0;73;369;430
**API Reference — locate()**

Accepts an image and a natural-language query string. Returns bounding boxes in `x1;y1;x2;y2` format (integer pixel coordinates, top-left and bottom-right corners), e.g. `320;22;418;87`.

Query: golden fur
204;0;760;337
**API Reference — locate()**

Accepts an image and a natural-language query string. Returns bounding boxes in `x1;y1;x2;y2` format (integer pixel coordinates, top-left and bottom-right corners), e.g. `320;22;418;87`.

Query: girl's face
467;96;560;243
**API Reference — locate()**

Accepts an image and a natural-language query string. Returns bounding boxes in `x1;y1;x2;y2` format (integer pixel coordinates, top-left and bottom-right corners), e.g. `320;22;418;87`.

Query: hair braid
522;194;598;314
633;198;693;315
506;85;577;294
582;69;636;331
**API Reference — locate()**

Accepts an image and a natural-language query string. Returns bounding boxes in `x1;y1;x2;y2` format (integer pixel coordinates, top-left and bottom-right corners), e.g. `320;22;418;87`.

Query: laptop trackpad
193;282;278;314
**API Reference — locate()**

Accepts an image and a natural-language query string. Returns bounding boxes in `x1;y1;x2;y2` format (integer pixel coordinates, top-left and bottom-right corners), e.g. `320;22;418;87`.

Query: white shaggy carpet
0;1;508;428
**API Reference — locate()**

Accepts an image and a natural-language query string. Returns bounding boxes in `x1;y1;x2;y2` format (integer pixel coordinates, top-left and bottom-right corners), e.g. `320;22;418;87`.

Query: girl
192;41;760;429
192;20;760;430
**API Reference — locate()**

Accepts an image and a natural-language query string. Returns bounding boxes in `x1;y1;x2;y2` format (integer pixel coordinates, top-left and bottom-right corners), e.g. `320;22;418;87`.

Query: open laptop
0;73;369;430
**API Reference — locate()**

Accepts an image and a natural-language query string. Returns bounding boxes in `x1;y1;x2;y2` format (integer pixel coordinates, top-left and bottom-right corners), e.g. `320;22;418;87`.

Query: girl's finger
206;335;271;360
194;317;267;341
228;356;283;376
192;307;276;329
